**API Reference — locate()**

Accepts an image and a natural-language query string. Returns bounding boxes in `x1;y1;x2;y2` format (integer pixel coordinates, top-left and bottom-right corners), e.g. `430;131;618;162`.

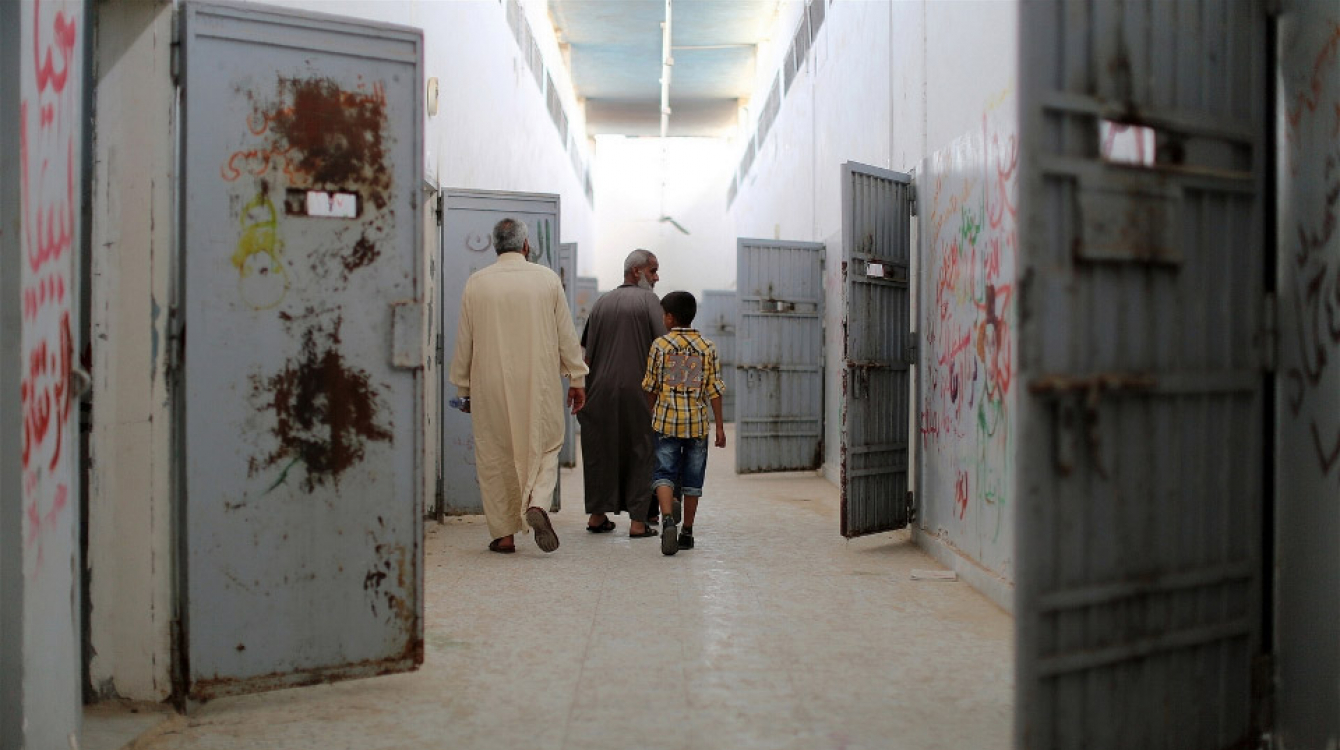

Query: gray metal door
179;2;423;700
735;240;824;473
439;190;561;514
558;242;578;468
840;163;913;537
698;290;737;423
575;276;598;336
1016;3;1268;748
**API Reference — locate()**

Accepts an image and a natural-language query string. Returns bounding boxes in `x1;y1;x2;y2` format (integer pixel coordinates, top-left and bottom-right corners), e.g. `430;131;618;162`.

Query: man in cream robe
449;219;588;552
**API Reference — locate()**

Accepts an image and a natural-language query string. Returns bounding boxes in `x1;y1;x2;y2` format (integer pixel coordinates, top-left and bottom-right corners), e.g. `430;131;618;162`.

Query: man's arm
447;286;474;398
554;281;589;412
710;396;726;448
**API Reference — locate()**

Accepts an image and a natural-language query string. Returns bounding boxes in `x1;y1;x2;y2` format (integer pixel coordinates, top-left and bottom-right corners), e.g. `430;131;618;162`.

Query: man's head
493;218;530;258
660;291;697;329
623;249;659;290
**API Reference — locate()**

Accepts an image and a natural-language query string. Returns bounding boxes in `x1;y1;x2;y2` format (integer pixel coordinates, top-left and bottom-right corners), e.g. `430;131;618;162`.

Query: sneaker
677;531;694;550
661;517;678;556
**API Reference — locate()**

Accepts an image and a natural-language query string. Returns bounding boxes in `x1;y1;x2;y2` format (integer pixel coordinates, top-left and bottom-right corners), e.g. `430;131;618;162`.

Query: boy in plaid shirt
641;291;727;556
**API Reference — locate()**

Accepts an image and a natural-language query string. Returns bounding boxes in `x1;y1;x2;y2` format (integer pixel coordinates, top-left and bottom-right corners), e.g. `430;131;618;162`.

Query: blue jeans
651;434;708;497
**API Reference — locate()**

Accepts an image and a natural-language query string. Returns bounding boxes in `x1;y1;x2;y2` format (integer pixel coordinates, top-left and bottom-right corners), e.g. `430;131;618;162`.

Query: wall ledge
911;526;1015;615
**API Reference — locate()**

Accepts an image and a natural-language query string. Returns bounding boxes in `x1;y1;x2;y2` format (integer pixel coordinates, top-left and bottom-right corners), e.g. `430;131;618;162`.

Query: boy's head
660;291;697;329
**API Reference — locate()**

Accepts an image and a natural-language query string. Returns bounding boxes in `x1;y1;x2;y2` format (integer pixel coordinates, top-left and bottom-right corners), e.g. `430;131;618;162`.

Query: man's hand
715;425;727;448
568;386;587;414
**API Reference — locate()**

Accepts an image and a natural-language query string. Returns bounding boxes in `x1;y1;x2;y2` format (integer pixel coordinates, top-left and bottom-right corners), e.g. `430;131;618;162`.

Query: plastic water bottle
448;396;470;412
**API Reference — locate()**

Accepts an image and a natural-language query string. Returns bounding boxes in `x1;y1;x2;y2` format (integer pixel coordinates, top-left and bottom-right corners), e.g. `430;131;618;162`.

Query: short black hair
661;291;697;327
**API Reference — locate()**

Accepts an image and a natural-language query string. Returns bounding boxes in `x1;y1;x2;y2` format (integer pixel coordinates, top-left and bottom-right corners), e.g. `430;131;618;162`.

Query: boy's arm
710;396;726;448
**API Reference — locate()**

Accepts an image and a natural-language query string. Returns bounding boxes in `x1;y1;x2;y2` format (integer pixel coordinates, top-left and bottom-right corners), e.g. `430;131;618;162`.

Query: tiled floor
120;427;1013;750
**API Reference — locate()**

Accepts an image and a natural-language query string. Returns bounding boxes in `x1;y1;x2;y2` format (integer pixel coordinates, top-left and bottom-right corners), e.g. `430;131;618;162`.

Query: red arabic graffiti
20;0;81;572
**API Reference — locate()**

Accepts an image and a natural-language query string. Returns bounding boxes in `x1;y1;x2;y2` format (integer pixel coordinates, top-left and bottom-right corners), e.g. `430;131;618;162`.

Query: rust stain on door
250;318;393;491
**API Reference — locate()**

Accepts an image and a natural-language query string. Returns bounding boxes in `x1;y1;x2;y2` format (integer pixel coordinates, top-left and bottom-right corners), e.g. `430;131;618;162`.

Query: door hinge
164;305;185;390
436;332;445;368
170;11;182;86
435;194;444;226
905;339;918;365
906;490;917;523
908;182;918;217
1261;292;1278;374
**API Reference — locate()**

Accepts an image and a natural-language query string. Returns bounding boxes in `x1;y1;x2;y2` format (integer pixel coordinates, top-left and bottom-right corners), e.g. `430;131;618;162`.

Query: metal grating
569;134;584;182
839;163;913;538
1015;2;1268;748
506;0;523;48
735;239;825;474
757;77;781;146
698;290;739;423
808;0;825;39
528;33;544;90
545;72;568;143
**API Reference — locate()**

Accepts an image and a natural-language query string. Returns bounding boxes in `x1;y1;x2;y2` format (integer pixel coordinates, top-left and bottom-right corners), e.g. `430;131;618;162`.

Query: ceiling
548;0;781;138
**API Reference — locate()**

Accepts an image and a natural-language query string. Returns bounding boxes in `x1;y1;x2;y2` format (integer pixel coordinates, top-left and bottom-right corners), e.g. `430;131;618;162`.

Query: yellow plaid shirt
641;329;726;438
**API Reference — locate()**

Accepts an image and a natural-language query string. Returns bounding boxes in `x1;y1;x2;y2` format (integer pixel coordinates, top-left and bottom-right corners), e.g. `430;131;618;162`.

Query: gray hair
493;218;528;254
623;249;655;274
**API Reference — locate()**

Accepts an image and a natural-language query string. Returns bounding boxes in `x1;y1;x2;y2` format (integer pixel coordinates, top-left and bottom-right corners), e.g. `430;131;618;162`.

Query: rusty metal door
736;239;824;473
178;2;423;700
698;290;737;422
439;190;561;514
558;242;578;468
1016;2;1269;748
840;163;913;537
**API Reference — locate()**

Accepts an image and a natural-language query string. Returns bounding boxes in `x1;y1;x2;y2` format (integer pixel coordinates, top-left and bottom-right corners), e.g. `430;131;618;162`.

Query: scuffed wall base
912;525;1014;615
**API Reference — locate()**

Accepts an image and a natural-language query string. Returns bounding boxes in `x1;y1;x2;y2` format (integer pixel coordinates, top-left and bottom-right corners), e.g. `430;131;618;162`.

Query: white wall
728;0;1018;603
88;0;177;702
87;0;594;703
1275;1;1340;746
592;136;736;295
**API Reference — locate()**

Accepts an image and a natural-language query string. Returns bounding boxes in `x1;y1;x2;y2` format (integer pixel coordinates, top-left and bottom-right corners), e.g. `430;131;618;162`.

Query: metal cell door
840;163;913;537
699;290;737;422
558;242;578;468
735;240;824;473
1016;3;1269;748
179;2;423;700
439;190;560;514
574;276;598;336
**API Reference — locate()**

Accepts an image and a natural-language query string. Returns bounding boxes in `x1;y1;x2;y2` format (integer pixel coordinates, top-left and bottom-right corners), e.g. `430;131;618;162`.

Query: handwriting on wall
920;108;1018;550
20;0;81;576
1282;19;1340;482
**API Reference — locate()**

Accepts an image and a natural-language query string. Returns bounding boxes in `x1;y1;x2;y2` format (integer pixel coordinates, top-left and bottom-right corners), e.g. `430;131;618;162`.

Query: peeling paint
150;297;161;383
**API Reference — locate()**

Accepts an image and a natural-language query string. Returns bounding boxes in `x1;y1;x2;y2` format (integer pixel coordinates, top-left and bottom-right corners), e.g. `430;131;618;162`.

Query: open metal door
1016;2;1269;748
699;290;738;423
840;163;913;538
558;242;578;468
735;240;824;473
178;2;424;700
439;190;560;514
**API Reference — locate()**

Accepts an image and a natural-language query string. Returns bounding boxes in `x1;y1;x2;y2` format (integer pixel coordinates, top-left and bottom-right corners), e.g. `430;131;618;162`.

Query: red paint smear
33;0;77;95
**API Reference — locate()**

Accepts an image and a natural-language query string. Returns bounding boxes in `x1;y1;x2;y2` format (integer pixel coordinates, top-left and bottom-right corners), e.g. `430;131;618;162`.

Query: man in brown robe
449;218;588;553
577;250;667;537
